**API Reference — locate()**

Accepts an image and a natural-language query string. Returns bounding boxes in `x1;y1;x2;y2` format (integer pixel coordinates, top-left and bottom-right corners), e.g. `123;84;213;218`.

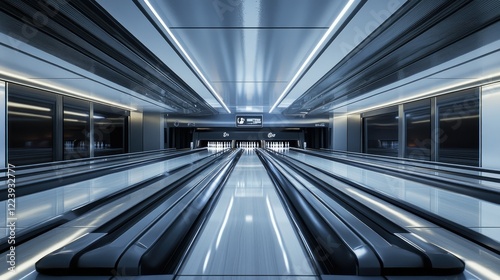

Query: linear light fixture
144;0;231;113
269;0;357;113
0;70;137;111
347;71;500;115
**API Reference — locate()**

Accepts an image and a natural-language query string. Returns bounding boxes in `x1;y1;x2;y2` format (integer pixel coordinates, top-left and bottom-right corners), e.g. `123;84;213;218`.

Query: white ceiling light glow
269;0;357;113
0;70;137;111
347;71;500;115
144;0;231;113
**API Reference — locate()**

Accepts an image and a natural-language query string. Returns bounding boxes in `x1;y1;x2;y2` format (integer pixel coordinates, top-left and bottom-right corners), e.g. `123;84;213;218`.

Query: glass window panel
437;89;479;166
64;97;90;160
405;100;431;160
93;103;127;157
8;84;55;165
364;111;399;157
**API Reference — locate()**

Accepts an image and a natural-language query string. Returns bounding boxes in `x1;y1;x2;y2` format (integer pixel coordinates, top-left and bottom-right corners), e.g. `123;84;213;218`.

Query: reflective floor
1;149;500;280
314;150;500;192
285;150;500;242
179;150;317;279
284;149;500;280
0;150;213;238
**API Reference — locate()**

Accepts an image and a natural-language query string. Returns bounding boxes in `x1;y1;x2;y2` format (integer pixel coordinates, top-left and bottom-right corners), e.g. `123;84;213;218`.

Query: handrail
316;148;500;175
0;151;224;253
272;148;500;256
289;149;500;203
257;149;358;275
35;149;242;276
261;149;465;276
0;148;179;172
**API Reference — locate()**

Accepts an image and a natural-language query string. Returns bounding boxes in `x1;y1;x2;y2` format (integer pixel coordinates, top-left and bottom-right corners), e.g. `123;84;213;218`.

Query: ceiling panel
149;0;346;28
144;0;349;113
169;28;325;112
0;35;174;112
284;0;500;116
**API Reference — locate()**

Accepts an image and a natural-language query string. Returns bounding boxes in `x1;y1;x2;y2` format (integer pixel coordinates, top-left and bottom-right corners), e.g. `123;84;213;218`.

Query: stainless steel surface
179;150;316;278
316;150;500;190
0;150;214;238
284;150;500;279
481;82;500;170
142;0;349;113
0;150;222;280
285;150;500;242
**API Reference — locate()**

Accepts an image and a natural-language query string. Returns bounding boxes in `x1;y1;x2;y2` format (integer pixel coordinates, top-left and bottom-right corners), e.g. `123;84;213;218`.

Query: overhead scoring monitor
235;115;263;127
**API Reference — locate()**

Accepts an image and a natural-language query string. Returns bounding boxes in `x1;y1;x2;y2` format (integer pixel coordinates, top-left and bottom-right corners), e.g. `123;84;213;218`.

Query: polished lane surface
0;149;216;238
283;149;500;279
284;150;500;242
178;150;317;279
0;149;225;280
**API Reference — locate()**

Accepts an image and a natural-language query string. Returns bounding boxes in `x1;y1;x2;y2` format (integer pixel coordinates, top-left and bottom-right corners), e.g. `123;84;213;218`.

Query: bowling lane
283;149;500;280
0;149;226;280
0;149;215;238
178;150;317;279
284;150;500;242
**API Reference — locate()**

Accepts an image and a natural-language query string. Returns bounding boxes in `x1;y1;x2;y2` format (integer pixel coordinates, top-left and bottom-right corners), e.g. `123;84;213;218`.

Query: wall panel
482;82;500;169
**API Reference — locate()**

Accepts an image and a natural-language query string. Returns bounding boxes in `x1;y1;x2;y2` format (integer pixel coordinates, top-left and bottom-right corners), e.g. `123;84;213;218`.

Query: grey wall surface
129;111;143;152
481;82;500;169
329;113;361;152
143;112;164;151
347;114;361;152
332;114;348;151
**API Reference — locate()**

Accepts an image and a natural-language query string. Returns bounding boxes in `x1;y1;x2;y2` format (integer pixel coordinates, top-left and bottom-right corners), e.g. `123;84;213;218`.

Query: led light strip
269;0;357;113
0;70;137;111
347;71;500;115
144;0;231;113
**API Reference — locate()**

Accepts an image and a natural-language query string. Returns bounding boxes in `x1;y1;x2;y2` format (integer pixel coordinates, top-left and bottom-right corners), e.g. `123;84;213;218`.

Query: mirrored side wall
6;82;129;166
362;87;480;166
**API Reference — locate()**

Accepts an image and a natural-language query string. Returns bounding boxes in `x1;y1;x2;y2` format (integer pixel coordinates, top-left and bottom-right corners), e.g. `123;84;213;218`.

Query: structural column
0;82;6;168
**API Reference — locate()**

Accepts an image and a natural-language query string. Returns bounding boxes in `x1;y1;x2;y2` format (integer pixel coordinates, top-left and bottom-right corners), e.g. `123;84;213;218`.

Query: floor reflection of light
84;203;126;228
464;260;499;279
216;197;234;249
346;188;423;228
266;195;290;272
0;229;89;280
15;204;52;220
202;249;211;273
447;252;499;280
245;215;253;223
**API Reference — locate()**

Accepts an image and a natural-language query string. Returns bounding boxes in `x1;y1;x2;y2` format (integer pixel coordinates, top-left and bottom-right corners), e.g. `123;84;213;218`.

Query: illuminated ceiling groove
2;1;497;116
269;0;359;113
0;0;217;115
284;0;500;116
142;0;231;113
135;0;359;114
